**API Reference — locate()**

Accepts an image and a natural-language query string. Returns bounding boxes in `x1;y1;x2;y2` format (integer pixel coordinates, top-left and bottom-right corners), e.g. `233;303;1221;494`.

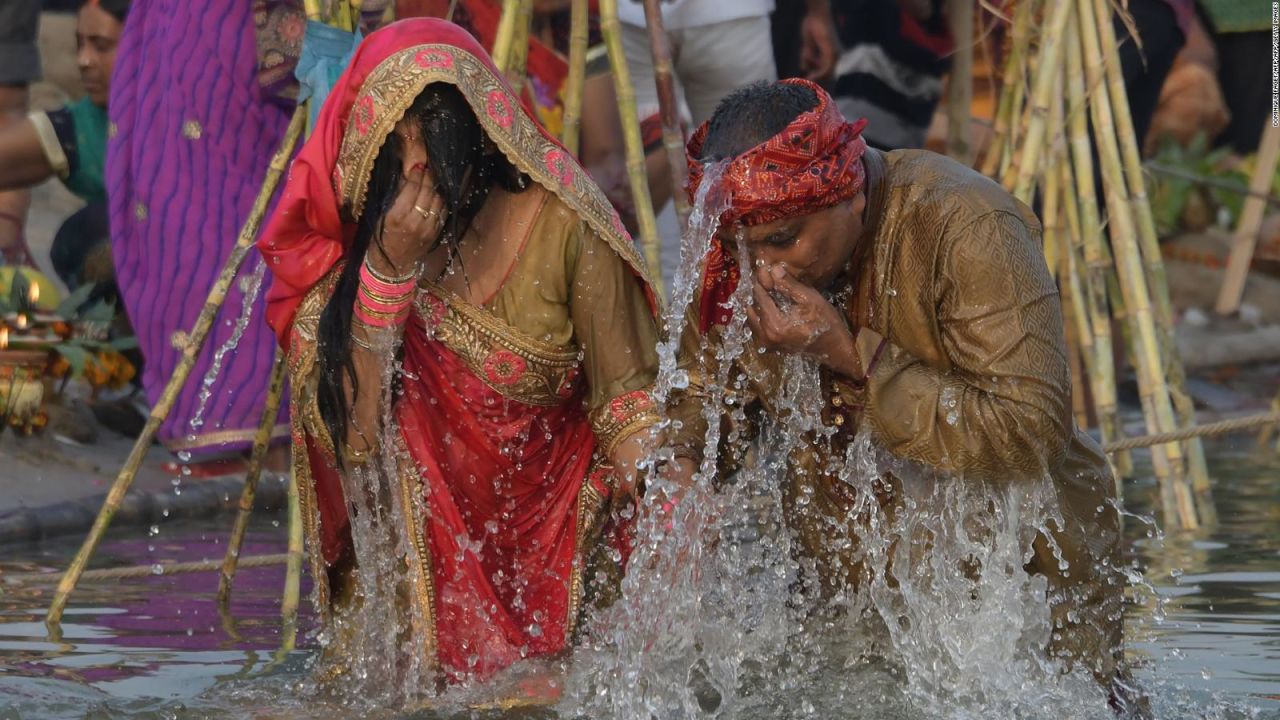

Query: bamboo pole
217;348;287;607
980;0;1035;176
599;0;664;289
642;0;691;230
492;0;532;88
1038;72;1065;272
561;0;589;157
1077;0;1196;529
44;107;308;629
1005;0;1070;201
946;0;974;165
280;463;305;652
1063;15;1126;477
1217;122;1280;314
1091;0;1211;515
507;0;533;97
1048;72;1104;438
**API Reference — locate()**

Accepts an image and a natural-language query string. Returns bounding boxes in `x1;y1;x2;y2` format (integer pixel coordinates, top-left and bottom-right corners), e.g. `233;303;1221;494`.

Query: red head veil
259;18;655;345
683;78;868;332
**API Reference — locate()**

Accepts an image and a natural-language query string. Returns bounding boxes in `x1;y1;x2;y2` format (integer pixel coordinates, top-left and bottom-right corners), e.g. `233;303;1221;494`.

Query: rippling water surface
0;444;1276;719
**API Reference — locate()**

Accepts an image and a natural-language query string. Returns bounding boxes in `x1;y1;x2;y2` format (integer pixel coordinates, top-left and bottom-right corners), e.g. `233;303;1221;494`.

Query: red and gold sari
259;19;660;679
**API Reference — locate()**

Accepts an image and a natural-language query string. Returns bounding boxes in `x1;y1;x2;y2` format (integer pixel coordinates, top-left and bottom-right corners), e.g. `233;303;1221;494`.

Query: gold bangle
357;283;416;306
350;331;378;352
363;256;421;285
353;302;408;320
342;442;376;465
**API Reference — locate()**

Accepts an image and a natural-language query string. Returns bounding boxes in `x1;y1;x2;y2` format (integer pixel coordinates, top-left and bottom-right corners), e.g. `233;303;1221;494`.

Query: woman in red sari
259;19;660;685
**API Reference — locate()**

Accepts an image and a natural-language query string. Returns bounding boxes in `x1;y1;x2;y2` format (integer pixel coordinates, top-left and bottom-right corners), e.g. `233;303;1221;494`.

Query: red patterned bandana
684;78;869;332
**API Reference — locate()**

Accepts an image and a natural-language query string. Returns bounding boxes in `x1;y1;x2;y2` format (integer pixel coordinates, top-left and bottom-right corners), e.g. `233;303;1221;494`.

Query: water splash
187;257;269;436
562;164;1135;720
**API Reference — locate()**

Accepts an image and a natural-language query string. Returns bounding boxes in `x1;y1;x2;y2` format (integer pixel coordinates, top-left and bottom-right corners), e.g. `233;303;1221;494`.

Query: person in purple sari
106;1;385;463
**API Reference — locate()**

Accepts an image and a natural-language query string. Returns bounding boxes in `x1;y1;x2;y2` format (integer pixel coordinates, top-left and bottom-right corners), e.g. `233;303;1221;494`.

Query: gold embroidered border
419;284;583;407
566;457;610;639
393;433;439;666
289;269;343;461
334;44;658;307
589;388;659;457
163;424;290;452
290;391;330;615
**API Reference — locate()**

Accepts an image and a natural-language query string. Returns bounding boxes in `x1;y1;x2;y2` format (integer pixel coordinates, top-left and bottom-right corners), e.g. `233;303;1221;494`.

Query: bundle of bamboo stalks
975;0;1213;530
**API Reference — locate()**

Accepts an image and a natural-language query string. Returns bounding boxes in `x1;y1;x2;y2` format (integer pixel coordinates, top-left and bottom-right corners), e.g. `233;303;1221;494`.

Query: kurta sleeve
864;209;1073;481
571;225;662;457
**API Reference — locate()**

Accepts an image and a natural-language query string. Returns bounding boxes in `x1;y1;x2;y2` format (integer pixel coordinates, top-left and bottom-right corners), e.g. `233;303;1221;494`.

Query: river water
0;440;1276;719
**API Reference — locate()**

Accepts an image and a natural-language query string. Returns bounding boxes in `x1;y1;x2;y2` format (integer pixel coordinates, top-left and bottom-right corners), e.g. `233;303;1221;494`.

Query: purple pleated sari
107;0;293;457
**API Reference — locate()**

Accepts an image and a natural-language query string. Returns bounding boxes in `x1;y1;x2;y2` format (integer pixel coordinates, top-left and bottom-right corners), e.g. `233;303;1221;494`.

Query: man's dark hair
699;81;820;161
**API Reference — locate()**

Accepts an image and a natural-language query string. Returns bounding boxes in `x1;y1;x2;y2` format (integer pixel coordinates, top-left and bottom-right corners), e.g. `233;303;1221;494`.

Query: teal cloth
64;96;107;204
295;20;362;132
1197;0;1271;33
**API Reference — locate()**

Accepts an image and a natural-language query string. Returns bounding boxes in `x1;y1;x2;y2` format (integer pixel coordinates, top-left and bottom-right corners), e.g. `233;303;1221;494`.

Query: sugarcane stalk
980;0;1035;177
1005;0;1070;201
217;348;287;607
599;0;664;289
1063;13;1126;478
945;0;974;165
1260;391;1280;451
508;0;533;96
642;0;690;230
280;462;305;652
1045;73;1099;442
1038;74;1065;275
1091;0;1211;514
561;0;589;156
1218;122;1280;314
1077;0;1195;529
44;107;307;629
303;0;323;21
492;0;532;88
1039;103;1081;417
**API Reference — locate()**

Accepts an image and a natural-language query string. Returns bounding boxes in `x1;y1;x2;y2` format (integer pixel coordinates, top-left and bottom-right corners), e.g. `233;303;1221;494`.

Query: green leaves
55;283;97;318
53;343;90;377
6;270;30;314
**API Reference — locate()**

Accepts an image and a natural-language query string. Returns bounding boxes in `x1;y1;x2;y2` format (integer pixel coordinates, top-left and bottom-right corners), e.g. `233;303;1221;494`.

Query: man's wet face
724;192;866;291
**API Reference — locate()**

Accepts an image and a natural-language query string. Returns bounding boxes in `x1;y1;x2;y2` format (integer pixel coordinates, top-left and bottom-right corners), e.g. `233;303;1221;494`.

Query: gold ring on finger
413;204;437;220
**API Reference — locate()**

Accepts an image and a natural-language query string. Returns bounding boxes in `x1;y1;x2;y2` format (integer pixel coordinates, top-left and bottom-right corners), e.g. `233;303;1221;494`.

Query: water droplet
150;563;164;575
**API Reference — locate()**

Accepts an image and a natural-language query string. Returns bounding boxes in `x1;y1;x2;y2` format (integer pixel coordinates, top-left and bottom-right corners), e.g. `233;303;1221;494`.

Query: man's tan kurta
670;147;1124;682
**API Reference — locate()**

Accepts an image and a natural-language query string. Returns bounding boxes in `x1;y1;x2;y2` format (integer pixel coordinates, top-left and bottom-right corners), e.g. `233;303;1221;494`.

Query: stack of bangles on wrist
355;258;420;333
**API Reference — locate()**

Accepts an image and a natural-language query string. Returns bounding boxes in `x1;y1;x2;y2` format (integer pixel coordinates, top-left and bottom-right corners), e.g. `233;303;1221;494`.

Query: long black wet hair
317;82;530;456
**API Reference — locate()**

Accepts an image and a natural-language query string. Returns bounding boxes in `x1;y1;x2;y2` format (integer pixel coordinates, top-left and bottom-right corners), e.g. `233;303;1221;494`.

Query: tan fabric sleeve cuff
28;111;69;179
590;388;659;458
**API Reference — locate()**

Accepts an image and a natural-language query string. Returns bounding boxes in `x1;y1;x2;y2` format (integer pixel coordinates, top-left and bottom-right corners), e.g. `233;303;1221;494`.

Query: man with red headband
664;79;1135;707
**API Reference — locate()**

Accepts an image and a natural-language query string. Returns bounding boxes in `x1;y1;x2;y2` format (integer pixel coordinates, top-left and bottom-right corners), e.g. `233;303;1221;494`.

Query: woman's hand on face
370;157;447;277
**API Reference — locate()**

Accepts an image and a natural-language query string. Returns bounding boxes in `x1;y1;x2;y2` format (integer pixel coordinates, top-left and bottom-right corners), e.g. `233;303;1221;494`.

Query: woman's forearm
343;252;418;458
0;118;55;191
